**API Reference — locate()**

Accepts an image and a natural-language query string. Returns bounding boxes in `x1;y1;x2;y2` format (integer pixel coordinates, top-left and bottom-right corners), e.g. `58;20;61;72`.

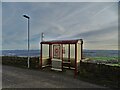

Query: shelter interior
40;39;83;77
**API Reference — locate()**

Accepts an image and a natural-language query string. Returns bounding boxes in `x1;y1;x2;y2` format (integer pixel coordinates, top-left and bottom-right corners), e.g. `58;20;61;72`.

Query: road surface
2;65;108;88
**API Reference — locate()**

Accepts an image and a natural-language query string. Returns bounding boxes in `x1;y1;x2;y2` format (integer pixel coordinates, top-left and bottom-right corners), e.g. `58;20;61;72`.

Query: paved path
2;65;108;88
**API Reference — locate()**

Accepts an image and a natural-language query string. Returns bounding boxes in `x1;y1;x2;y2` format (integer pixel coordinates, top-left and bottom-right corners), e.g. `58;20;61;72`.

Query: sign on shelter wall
53;45;60;58
53;44;66;59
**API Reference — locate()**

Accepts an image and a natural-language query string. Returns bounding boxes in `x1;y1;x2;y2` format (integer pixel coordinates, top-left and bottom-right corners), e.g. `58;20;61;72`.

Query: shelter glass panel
70;44;75;59
63;44;68;58
42;44;49;58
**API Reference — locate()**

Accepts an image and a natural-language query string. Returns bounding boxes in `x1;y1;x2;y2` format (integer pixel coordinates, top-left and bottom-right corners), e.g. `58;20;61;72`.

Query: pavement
2;65;109;88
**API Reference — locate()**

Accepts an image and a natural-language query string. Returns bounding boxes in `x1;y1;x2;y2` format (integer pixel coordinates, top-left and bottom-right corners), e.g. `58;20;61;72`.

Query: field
84;56;119;67
90;56;119;61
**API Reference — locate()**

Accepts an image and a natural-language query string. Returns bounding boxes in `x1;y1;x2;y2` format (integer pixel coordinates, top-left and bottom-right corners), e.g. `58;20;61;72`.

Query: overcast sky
2;2;118;50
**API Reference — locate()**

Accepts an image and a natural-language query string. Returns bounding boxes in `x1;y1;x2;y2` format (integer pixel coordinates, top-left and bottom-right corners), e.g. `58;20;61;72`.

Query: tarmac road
2;65;108;88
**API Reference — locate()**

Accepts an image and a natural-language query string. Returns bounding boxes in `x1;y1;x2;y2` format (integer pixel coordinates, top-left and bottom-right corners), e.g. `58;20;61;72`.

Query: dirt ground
2;65;110;88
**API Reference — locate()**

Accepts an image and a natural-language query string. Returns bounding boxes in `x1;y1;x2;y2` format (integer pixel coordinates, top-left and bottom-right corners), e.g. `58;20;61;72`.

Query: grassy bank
84;56;119;67
89;56;119;61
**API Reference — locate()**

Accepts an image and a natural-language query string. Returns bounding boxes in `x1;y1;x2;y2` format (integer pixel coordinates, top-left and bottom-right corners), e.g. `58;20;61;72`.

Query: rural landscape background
1;0;119;89
1;50;118;57
1;49;119;66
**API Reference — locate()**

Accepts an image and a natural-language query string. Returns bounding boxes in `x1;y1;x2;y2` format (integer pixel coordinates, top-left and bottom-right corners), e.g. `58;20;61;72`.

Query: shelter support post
74;43;77;78
61;44;63;71
40;43;42;69
81;42;83;60
68;44;70;69
49;44;52;65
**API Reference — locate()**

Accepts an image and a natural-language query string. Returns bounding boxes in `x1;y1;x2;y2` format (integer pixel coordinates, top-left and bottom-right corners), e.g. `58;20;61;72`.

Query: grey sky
2;2;118;50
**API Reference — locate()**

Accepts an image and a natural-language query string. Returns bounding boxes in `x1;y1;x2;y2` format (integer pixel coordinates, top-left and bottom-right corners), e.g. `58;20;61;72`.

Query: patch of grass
106;63;120;67
89;56;119;61
88;56;119;67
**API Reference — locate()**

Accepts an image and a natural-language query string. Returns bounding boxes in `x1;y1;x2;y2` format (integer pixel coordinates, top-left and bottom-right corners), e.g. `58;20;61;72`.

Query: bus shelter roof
41;39;83;44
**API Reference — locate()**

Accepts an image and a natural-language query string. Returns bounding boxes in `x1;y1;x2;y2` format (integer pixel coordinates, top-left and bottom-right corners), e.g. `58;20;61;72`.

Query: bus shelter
40;39;83;77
